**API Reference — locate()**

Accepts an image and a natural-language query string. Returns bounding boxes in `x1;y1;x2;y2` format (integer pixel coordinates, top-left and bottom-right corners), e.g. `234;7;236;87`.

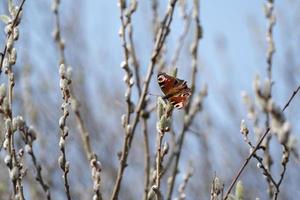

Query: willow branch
223;85;300;200
111;1;179;199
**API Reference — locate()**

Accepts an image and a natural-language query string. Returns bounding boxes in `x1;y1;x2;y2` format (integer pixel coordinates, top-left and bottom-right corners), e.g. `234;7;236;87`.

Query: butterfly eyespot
174;102;184;109
157;75;166;83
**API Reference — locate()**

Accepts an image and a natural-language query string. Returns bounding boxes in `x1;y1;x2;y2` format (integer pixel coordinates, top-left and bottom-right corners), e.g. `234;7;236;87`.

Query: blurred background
0;0;300;199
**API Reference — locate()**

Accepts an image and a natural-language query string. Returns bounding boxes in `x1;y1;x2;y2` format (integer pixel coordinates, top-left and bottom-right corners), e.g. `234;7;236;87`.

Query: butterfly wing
157;72;191;109
168;88;191;109
157;72;185;96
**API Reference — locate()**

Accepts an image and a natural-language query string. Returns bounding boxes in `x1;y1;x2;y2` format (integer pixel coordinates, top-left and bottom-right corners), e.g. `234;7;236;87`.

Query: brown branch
142;118;151;200
57;64;72;200
223;85;300;200
166;88;207;200
176;167;193;200
264;0;276;195
73;103;103;200
19;121;51;200
273;145;289;200
166;1;204;198
155;130;164;190
0;0;26;74
0;1;26;198
52;1;72;199
52;1;103;199
241;121;277;192
111;1;179;199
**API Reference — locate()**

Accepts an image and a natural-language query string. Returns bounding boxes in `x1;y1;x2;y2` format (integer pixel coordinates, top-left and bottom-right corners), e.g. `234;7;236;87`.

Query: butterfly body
157;72;191;109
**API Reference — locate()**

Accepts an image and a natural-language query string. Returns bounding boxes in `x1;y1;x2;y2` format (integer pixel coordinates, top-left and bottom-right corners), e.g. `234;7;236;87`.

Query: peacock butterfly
157;72;191;109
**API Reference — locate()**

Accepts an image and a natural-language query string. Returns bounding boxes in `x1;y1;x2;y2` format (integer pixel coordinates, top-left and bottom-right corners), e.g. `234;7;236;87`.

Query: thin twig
52;1;72;199
273;145;289;200
19;121;51;200
0;1;26;198
241;122;277;192
73;105;103;200
166;89;207;200
111;1;179;199
176;167;193;200
52;0;103;199
264;0;276;195
0;0;26;74
155;130;164;190
166;1;203;198
223;85;300;200
142;118;151;200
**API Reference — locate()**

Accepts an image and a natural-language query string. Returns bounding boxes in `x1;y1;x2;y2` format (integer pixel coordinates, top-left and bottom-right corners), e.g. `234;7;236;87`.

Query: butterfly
157;72;191;109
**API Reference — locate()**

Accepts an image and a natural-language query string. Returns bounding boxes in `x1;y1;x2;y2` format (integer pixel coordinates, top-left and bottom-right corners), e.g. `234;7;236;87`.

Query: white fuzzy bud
287;136;297;151
18;148;24;157
2;97;9;113
8;48;17;65
213;177;221;195
3;138;9;150
253;74;260;92
4;155;11;165
93;183;101;191
51;1;58;12
9;167;19;181
96;161;102;170
5;24;12;34
163;142;169;155
118;27;123;37
240;119;249;136
129;77;134;86
16;116;25;128
11;6;20;18
59;79;68;90
124;88;131;99
126;125;132;134
28;126;37;141
66;66;72;80
58;155;64;169
59;64;66;77
13;27;19;40
123;74;129;83
0;84;6;98
60;39;65;49
7;35;14;51
12;117;18;132
5;118;12;132
52;28;59;41
3;58;10;73
278;122;291;145
65;161;70;173
25;144;32;154
263;79;271;97
257;162;262;169
93;195;98;200
59;137;65;149
63;126;69;136
90;158;97;167
121;114;127;127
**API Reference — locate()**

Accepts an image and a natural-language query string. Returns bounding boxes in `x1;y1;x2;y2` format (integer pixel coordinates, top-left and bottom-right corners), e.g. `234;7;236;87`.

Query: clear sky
1;0;299;199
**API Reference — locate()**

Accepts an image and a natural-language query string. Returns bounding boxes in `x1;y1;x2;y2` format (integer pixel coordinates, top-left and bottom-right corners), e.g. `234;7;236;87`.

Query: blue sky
1;0;300;199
